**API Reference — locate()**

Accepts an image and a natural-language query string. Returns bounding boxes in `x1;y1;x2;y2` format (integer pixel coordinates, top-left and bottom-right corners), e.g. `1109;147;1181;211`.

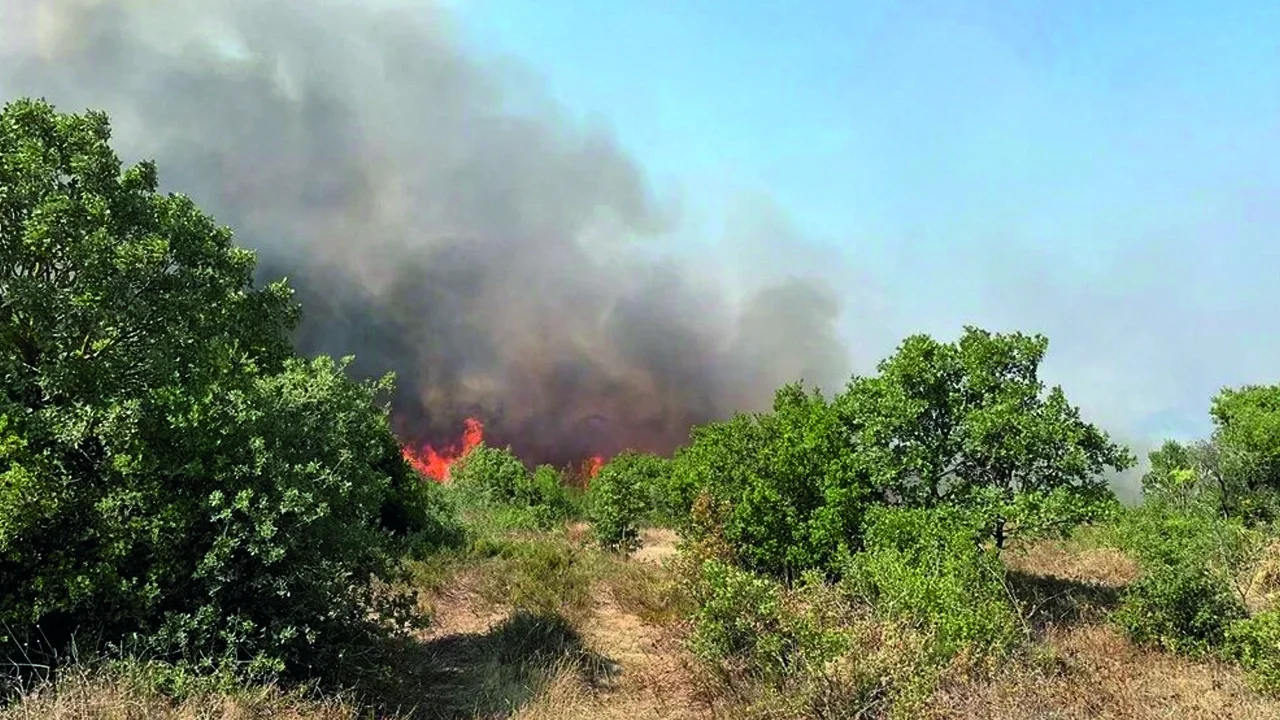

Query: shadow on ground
358;610;620;719
1006;570;1125;636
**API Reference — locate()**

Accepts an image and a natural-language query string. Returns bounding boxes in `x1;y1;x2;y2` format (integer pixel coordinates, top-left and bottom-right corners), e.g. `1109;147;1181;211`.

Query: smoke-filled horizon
0;0;851;464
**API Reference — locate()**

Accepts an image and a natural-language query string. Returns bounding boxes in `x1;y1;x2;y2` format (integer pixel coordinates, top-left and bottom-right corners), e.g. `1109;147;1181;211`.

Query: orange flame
402;417;484;482
401;417;608;487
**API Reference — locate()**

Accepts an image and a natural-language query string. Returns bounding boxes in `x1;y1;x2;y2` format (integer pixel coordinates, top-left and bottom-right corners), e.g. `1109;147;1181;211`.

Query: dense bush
0;100;451;684
1226;609;1280;693
1111;395;1280;676
1106;504;1254;655
686;560;845;682
447;445;579;529
845;506;1023;664
1114;559;1247;655
1107;501;1261;576
522;464;581;526
669;383;872;580
589;450;670;552
449;443;530;504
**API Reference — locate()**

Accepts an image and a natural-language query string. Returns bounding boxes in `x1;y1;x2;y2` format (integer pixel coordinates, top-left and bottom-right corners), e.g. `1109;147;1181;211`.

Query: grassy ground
6;526;1279;719
923;538;1275;719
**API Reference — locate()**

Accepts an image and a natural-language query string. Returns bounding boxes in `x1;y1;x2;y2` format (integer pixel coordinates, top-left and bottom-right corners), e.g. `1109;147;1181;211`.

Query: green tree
1142;385;1280;521
1209;384;1280;519
0;99;446;683
1141;439;1232;515
836;326;1133;547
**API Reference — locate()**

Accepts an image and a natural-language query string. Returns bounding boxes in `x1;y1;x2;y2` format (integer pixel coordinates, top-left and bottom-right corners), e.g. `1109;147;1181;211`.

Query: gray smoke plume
0;0;850;464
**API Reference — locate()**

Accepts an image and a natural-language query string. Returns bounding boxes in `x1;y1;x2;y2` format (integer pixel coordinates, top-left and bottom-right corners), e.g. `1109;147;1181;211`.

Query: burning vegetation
401;417;485;481
401;417;605;483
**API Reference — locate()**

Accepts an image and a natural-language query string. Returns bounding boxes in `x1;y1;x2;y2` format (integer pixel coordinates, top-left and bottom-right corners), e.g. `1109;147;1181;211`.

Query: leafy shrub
1109;501;1261;594
669;383;872;580
845;506;1023;665
1226;610;1280;693
519;464;580;527
448;447;579;529
449;443;530;504
0;99;453;685
1114;558;1247;655
631;451;679;525
687;561;846;682
687;560;785;671
2;356;449;685
1101;500;1268;656
589;450;668;552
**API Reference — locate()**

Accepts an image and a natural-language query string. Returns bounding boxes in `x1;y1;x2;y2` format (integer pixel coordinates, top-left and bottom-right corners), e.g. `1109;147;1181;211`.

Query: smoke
0;0;851;464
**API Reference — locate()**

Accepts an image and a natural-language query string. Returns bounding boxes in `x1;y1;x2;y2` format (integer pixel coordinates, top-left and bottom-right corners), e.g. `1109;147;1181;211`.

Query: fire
401;417;609;486
402;417;484;481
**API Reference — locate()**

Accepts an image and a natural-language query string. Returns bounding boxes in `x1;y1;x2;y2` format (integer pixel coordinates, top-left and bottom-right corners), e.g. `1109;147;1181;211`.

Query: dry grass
632;529;680;566
1244;539;1280;613
920;537;1278;719
502;528;716;720
506;601;713;720
10;529;1280;720
1003;539;1139;637
1005;539;1140;588
1;670;355;720
924;624;1276;719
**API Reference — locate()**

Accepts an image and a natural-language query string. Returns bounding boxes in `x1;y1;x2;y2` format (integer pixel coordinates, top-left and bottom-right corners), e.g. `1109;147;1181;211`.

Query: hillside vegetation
4;100;1280;719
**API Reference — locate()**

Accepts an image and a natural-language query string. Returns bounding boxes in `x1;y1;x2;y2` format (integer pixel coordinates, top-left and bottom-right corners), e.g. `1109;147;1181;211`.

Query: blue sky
448;0;1280;444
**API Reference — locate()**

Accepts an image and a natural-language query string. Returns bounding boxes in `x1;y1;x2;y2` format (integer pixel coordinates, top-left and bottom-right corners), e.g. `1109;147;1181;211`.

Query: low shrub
448;447;578;530
1104;503;1257;655
449;443;529;505
519;464;581;527
684;558;946;718
1106;502;1261;576
1226;609;1280;693
844;506;1024;666
589;451;668;552
686;561;846;683
1113;558;1247;655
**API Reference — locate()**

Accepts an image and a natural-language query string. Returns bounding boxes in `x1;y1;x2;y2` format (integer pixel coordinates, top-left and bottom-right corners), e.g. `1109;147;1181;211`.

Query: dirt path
510;527;713;720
